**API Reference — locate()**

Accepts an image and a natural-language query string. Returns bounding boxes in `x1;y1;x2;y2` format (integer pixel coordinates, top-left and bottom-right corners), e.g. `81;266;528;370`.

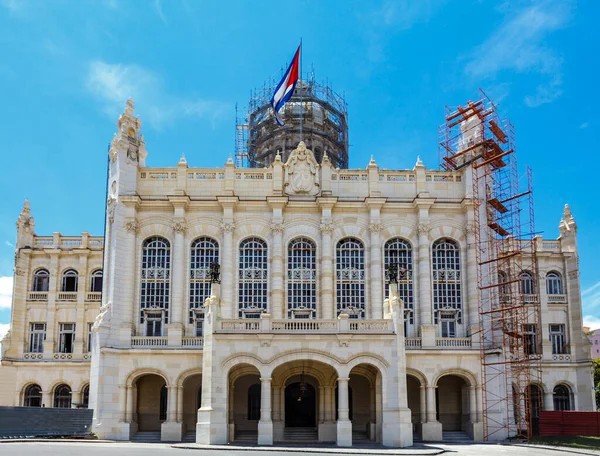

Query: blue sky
0;0;598;336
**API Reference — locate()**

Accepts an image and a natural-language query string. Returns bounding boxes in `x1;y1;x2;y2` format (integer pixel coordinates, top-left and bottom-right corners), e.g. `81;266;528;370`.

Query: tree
593;358;600;409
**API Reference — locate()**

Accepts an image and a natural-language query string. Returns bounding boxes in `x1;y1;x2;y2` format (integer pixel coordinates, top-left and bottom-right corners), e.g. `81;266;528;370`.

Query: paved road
0;442;582;456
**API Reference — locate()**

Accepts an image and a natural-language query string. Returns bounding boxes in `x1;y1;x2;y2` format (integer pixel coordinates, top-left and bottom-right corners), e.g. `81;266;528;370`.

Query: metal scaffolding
439;90;543;440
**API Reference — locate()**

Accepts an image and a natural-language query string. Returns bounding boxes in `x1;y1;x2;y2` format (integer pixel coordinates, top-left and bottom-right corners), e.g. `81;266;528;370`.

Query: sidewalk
172;443;446;455
504;442;600;456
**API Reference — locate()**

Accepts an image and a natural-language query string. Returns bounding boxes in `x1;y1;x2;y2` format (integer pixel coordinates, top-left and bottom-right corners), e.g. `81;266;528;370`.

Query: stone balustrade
547;294;567;304
27;292;48;301
217;317;395;334
85;292;102;302
435;337;472;348
131;336;168;347
56;292;78;301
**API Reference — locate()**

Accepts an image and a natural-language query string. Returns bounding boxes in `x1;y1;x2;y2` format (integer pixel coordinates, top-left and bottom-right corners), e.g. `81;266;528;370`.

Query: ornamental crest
284;141;320;196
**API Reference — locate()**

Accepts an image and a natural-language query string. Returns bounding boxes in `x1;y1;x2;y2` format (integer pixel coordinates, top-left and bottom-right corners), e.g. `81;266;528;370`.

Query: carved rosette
270;222;284;234
416;223;431;236
124;220;139;234
172;221;187;234
369;222;383;234
220;221;236;234
319;222;334;236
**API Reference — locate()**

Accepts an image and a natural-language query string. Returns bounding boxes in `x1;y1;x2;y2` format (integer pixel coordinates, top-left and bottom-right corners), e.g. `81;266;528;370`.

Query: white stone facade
0;100;594;447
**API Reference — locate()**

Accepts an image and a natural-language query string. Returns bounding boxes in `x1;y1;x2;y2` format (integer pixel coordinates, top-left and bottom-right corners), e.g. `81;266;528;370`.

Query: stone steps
131;431;161;442
182;432;195;443
442;431;472;442
352;430;370;443
234;430;258;443
284;427;318;441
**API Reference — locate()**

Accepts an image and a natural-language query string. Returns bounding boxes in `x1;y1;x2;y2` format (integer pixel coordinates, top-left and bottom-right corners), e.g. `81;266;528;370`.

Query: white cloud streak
154;0;167;25
465;0;573;107
85;60;229;130
0;276;13;309
0;323;9;343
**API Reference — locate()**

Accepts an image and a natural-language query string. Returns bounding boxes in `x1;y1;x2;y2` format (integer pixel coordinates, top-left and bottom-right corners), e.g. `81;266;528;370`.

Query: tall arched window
239;238;268;318
520;271;535;295
82;384;90;408
546;271;563;295
54;384;72;408
384;238;413;328
32;269;50;292
498;271;509;295
287;237;317;319
24;384;42;407
553;384;571;411
90;270;103;292
61;269;78;292
189;237;219;324
432;238;462;336
336;238;365;319
140;237;171;332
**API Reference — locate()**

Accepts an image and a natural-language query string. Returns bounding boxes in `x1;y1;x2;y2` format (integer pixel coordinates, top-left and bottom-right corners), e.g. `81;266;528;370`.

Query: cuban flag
270;45;301;126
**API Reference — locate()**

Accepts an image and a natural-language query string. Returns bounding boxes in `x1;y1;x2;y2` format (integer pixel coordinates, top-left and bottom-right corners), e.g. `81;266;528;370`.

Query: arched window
189;237;219;323
61;269;78;292
90;270;103;292
23;384;42;407
287;237;317;319
238;238;268;318
520;271;535;295
498;271;510;295
247;383;261;420
432;239;462;336
553;384;571;411
140;237;171;330
81;384;90;408
54;384;72;408
336;238;365;319
546;271;563;295
32;269;50;292
384;238;413;329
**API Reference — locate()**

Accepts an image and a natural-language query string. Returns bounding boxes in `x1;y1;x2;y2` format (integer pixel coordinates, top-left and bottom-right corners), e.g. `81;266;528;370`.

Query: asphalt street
0;442;586;456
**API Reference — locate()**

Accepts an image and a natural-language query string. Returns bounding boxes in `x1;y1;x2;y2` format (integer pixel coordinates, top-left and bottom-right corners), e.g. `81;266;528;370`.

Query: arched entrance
228;363;261;443
181;374;202;436
407;375;423;440
349;363;381;443
436;375;470;435
285;382;316;427
136;374;167;432
526;384;543;435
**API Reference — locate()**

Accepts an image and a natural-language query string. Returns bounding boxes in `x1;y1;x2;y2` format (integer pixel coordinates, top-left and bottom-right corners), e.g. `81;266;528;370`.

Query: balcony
523;294;539;304
182;337;204;348
217;318;395;334
436;338;472;348
85;292;102;302
131;336;168;347
547;294;567;304
405;338;422;349
57;292;77;301
27;292;48;301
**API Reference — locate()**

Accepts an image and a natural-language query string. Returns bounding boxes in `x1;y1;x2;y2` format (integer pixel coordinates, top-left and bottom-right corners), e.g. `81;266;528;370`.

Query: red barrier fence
539;411;600;436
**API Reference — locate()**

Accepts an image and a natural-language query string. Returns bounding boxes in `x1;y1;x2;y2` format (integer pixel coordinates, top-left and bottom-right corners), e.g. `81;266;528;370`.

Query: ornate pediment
284;142;320;196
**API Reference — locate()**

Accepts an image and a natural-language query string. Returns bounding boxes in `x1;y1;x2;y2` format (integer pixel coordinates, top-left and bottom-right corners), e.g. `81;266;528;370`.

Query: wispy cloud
0;323;9;344
5;241;14;248
0;276;13;309
85;60;229;129
583;281;600;328
465;0;573;107
579;122;589;130
154;0;167;25
1;0;23;12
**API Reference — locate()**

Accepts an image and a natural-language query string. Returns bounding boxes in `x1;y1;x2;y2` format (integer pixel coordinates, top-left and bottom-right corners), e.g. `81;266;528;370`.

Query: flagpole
299;38;303;142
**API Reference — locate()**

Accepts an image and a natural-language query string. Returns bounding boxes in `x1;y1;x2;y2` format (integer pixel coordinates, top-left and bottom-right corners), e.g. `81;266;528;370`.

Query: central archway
285;382;317;427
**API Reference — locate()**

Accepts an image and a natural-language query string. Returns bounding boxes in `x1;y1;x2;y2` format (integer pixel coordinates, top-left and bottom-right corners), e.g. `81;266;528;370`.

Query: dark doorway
285;382;316;427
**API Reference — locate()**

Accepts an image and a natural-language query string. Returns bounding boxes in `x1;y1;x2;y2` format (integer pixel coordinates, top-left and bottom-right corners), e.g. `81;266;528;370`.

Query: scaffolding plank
488;222;509;236
489;120;508;143
488;197;509;213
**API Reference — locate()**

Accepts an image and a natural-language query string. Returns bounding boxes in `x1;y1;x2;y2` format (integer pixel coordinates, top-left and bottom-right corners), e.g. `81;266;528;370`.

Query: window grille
61;269;78;292
24;384;42;407
90;270;103;292
553;385;571;411
336;238;365;319
432;239;462;324
32;269;49;292
287;237;317;319
384;238;413;325
29;323;46;353
546;271;563;295
146;312;163;337
238;238;268;318
523;324;538;355
550;324;567;354
189;237;219;323
54;384;72;408
140;237;171;324
520;271;535;295
58;323;75;353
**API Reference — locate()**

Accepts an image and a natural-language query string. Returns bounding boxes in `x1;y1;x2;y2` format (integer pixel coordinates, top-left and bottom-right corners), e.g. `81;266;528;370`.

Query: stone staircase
352;430;370;444
131;431;161;443
442;431;472;442
283;427;318;442
182;431;195;443
413;432;422;443
234;430;258;443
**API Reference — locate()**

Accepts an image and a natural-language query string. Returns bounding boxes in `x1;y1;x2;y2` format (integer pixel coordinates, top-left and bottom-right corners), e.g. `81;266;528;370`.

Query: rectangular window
550;324;567;354
195;317;204;337
440;314;456;338
524;324;538;355
87;323;93;353
146;312;163;337
58;323;75;353
29;323;46;353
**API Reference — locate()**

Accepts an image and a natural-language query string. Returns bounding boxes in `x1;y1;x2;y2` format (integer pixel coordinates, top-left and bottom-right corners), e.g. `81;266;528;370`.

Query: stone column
270;222;284;319
417;224;432;326
42;390;51;408
320;222;335;319
118;385;127;421
336;377;352;447
419;386;427;424
162;385;183;441
168;386;177;421
122;219;138;344
544;392;554;411
221;221;235;319
469;386;477;423
126;386;134;422
319;386;325;423
258;378;273;445
72;390;82;409
273;385;283;442
177;386;184;422
369;222;383;320
168;220;186;346
426;386;437;422
421;385;442;441
464;222;479;343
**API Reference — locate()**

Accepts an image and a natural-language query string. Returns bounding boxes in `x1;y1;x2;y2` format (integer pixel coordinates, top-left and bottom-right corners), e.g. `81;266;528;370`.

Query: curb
172;443;446;455
503;443;600;456
0;439;116;444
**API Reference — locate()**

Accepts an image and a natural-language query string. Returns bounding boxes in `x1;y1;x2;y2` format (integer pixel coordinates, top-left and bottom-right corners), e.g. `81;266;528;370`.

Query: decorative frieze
220;221;236;233
124;220;139;234
172;221;187;234
368;222;383;234
417;223;431;235
319;222;334;236
270;222;284;234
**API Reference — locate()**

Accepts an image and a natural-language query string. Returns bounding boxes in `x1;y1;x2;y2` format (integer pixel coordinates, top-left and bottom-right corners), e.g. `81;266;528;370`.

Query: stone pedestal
467;421;484;441
381;409;413;447
336;420;352;447
421;421;442;441
196;408;228;444
273;421;284;442
257;420;273;445
161;421;183;442
318;422;336;442
420;325;437;348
